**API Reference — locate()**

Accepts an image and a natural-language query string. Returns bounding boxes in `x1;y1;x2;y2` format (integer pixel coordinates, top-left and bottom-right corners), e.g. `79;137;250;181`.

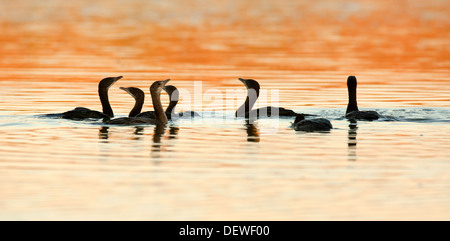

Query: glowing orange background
0;0;449;110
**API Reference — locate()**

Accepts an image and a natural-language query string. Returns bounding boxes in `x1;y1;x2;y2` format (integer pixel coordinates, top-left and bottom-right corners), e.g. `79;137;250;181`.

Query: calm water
0;0;449;220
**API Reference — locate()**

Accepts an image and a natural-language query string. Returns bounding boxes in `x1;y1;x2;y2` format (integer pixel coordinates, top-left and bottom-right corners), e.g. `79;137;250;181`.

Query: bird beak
110;76;122;85
162;79;170;86
119;87;132;96
238;78;248;88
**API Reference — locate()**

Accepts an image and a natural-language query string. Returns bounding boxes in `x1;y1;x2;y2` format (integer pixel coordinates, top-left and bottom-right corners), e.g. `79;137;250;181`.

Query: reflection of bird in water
348;119;358;147
345;76;380;121
45;76;122;120
168;126;180;139
348;119;358;161
151;124;167;159
236;78;313;118
132;126;145;141
134;126;144;135
292;114;332;132
152;124;166;144
98;126;109;140
98;126;145;141
106;79;170;125
245;120;260;142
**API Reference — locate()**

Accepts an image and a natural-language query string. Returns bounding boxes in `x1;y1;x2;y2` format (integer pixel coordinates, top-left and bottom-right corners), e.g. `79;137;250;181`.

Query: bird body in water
236;78;310;118
345;76;380;121
136;85;200;119
346;110;380;121
292;114;332;132
105;79;170;125
45;76;122;120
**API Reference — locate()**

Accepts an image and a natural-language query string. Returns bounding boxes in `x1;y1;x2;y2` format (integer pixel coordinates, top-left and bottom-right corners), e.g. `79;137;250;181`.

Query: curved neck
129;95;144;117
165;88;179;115
165;100;178;115
99;87;114;117
236;88;259;117
151;90;168;124
346;83;359;114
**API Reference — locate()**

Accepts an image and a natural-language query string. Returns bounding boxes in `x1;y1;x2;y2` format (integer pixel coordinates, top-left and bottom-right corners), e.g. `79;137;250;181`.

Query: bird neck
236;88;259;117
151;90;168;124
129;95;144;117
165;100;178;116
99;86;114;117
346;84;359;114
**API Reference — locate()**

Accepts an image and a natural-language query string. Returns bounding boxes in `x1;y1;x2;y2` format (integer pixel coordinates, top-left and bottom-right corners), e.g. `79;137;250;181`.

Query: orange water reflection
0;0;448;111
